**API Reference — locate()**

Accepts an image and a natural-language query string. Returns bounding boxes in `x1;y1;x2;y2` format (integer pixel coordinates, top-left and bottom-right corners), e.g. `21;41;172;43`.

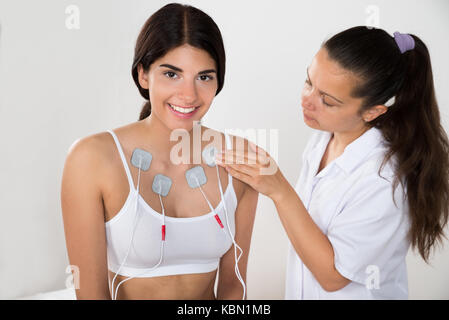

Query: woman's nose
179;80;198;102
301;91;316;111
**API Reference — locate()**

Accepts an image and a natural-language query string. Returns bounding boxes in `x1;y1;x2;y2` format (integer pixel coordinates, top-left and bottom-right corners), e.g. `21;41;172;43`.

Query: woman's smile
303;110;315;122
167;102;200;119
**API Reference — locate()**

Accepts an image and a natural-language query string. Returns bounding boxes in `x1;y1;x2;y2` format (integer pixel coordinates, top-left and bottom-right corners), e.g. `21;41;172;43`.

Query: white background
0;0;448;299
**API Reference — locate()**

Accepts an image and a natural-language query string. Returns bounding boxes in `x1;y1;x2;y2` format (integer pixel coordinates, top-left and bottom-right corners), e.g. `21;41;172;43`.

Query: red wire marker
214;214;224;228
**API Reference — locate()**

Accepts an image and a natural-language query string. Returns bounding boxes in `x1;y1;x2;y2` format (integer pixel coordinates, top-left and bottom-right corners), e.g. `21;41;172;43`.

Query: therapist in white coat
215;26;449;299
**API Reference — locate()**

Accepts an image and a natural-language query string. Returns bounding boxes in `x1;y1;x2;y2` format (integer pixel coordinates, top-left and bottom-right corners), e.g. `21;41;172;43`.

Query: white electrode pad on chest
152;174;172;197
131;148;152;171
202;146;219;167
185;166;207;188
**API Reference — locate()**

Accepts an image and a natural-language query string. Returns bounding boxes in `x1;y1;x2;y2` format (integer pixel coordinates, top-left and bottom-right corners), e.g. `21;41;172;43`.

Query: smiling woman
136;45;218;125
60;3;258;300
131;4;225;127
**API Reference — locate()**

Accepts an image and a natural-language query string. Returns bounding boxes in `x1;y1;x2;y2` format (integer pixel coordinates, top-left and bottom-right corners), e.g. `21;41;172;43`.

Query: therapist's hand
215;142;290;202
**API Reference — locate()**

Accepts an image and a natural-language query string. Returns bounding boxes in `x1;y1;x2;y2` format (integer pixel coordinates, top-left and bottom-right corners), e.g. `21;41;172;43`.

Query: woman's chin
303;118;319;129
165;120;201;133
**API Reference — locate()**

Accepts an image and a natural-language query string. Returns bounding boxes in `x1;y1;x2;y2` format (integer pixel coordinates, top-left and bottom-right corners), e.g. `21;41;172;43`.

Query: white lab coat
285;127;411;299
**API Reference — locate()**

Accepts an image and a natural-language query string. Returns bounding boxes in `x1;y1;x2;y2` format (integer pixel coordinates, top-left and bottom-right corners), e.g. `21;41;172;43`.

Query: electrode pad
202;146;218;167
152;174;172;197
131;148;152;171
185;166;207;188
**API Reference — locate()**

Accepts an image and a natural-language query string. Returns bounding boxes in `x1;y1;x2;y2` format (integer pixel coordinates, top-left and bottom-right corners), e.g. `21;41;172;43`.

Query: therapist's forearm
271;176;348;292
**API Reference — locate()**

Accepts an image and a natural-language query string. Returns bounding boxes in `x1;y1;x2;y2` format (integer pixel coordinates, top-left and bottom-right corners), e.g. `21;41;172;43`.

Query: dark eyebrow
159;64;216;75
306;67;344;104
160;64;182;72
198;69;216;75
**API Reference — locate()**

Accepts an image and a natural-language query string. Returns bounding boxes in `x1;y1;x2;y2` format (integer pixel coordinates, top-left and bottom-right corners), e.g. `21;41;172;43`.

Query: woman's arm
61;136;111;299
216;136;259;299
270;177;350;292
216;143;350;292
216;182;258;299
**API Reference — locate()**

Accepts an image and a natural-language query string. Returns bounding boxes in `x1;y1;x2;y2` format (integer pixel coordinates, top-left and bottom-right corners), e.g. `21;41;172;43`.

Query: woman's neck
140;114;202;165
331;125;371;152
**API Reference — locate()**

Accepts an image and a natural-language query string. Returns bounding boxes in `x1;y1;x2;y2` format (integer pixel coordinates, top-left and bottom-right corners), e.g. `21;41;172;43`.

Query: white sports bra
105;129;238;279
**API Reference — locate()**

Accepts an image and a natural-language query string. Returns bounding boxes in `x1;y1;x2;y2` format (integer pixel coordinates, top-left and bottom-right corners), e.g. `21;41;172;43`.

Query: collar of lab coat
312;126;386;176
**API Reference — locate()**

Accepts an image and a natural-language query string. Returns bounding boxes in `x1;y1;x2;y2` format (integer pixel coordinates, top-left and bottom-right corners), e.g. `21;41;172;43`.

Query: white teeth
169;104;197;114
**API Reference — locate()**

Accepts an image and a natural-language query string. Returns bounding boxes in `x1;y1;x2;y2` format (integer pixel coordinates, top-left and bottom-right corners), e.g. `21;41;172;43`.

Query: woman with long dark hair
217;26;449;299
61;3;258;300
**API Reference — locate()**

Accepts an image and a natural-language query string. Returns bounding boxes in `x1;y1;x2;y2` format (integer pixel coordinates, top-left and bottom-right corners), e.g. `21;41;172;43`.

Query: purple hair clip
393;31;415;54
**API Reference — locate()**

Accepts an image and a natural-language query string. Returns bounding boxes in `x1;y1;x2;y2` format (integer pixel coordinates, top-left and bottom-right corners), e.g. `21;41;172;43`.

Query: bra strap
107;130;136;192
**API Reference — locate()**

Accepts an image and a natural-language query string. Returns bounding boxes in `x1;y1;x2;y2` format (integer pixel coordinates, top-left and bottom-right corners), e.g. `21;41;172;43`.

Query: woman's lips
167;103;200;119
303;111;315;121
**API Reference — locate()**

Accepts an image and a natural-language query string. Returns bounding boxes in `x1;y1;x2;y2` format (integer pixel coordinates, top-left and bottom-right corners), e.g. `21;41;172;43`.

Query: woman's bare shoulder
66;131;114;165
66;122;140;162
202;128;257;197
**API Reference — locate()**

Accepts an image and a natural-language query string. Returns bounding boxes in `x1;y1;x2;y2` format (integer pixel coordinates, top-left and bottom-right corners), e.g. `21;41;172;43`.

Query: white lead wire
110;158;143;300
111;160;165;300
215;164;246;300
111;157;244;299
193;165;246;300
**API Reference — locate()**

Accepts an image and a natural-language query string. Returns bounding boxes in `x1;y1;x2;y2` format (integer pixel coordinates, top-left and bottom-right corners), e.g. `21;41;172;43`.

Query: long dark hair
131;3;226;120
323;26;449;262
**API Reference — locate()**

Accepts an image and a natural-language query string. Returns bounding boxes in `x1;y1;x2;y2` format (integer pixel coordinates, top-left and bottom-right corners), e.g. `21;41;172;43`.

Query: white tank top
105;130;237;278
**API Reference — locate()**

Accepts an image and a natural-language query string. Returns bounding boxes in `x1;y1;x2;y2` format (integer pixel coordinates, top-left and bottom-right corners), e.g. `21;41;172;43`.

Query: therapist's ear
137;64;150;89
362;105;388;122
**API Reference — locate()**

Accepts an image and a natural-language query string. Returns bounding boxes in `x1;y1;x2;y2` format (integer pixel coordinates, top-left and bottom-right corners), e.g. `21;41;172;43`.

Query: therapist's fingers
216;152;250;165
218;150;268;166
249;141;271;159
216;157;259;176
249;141;257;152
220;153;258;165
219;148;256;160
249;141;267;156
223;165;254;186
233;145;271;165
224;163;260;177
219;151;278;177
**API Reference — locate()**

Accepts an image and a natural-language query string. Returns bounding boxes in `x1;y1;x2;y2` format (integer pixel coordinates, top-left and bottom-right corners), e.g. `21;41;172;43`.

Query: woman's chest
102;160;242;222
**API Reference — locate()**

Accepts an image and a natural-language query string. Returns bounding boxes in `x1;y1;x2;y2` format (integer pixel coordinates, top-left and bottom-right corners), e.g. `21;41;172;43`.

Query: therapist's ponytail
324;26;449;263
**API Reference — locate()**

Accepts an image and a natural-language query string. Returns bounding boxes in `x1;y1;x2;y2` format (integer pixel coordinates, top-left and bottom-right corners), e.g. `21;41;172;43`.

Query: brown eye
199;74;213;81
164;71;178;79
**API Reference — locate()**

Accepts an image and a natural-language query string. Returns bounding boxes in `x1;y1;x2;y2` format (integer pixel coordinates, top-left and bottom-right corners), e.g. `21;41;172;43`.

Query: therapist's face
300;48;367;133
137;44;218;132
